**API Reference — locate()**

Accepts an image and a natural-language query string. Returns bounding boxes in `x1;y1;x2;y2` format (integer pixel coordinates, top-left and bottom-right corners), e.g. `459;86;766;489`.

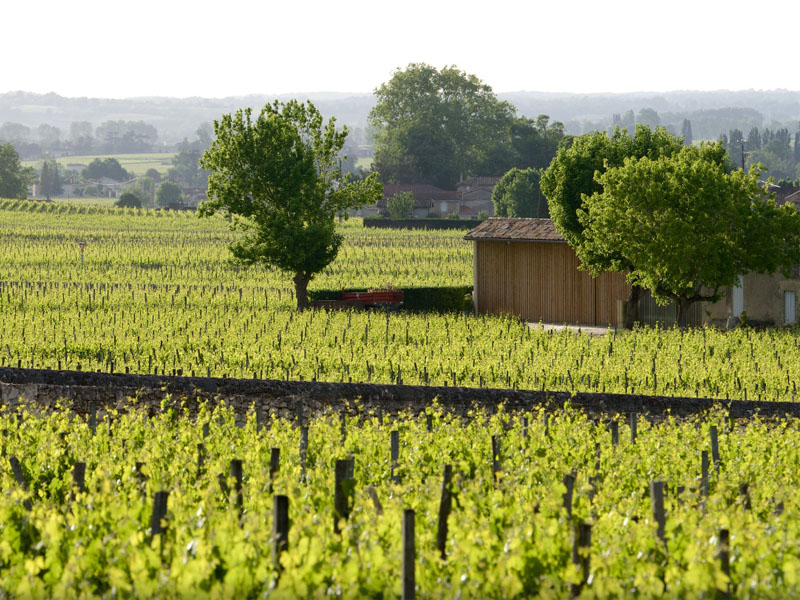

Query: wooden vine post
718;528;731;598
230;459;243;518
269;448;280;493
334;458;354;534
402;508;416;600
650;480;666;542
563;472;576;518
71;462;86;500
390;430;400;484
436;464;453;560
710;426;721;474
272;495;289;573
609;421;619;447
150;490;169;543
570;522;592;598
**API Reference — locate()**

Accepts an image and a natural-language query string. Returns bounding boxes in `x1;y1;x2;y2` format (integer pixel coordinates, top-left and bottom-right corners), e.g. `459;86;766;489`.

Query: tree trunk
624;285;642;329
676;298;691;329
294;272;310;310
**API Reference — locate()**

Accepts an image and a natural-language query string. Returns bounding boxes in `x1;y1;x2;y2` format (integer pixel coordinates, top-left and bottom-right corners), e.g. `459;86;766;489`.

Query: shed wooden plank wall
475;240;630;326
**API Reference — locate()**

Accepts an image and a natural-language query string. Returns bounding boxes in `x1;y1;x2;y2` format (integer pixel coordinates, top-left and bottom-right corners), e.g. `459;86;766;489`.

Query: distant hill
0;92;376;145
1;89;798;147
501;90;800;138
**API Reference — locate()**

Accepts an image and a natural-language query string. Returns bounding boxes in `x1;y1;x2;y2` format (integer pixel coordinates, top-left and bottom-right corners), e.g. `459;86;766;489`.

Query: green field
355;156;373;170
23;153;176;176
51;196;120;207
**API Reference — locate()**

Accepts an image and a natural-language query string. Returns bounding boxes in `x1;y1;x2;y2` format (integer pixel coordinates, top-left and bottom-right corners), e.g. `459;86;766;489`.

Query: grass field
50;196;120;207
23;153;176;176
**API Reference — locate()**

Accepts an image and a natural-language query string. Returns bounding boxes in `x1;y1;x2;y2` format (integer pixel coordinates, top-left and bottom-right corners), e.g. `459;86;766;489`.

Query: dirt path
527;322;616;336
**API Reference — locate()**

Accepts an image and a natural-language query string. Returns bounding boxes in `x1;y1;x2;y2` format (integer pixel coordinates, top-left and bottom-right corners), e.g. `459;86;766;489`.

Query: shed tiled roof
464;218;565;242
778;189;800;209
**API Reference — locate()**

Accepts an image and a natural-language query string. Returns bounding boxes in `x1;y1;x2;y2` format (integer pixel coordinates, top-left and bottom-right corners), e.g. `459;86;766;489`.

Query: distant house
376;184;461;218
95;176;135;197
364;177;499;218
456;176;500;217
778;189;800;211
182;187;208;207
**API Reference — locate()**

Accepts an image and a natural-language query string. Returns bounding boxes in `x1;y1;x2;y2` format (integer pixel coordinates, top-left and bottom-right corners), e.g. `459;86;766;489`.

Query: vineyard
1;402;798;597
2;200;800;402
4;199;800;597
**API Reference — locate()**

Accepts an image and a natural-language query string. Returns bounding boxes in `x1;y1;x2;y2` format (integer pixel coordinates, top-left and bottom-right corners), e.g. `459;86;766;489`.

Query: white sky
4;0;799;98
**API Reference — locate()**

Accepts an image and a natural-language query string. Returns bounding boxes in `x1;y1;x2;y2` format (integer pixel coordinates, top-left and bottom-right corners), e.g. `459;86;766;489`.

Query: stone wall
0;367;795;424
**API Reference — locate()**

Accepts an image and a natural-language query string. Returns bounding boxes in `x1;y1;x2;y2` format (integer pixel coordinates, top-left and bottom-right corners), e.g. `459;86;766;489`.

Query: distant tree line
0;120;162;158
0;120;217;160
720;126;800;181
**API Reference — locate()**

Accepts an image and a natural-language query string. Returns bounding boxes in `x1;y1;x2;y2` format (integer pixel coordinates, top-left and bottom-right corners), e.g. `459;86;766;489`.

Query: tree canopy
0;143;34;199
386;191;415;219
95;120;158;153
579;144;800;326
38;160;61;199
116;192;142;208
541;126;694;327
155;181;184;207
492;168;547;218
370;63;563;189
168;140;211;188
199;100;382;309
82;158;131;182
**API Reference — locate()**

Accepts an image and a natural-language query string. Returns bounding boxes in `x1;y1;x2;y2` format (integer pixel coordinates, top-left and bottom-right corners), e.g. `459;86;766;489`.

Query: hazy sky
5;0;798;98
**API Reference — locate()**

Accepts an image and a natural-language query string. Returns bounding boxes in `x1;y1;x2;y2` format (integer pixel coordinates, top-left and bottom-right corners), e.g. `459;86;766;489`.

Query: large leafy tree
540;125;685;327
82;158;130;182
0;143;34;199
508;115;565;171
370;63;517;189
155;181;184;207
168;139;211;188
492;168;546;218
579;144;800;327
200;100;383;309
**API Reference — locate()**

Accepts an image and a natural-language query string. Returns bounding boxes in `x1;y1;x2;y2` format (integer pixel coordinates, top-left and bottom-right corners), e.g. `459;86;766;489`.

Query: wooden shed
466;218;710;327
465;218;630;325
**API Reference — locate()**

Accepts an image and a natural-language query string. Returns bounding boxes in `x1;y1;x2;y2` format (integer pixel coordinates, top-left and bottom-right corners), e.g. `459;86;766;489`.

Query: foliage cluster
492;168;546;218
199;100;382;308
543;127;800;327
82;158;131;183
370;64;564;190
386;191;415;219
0;143;34;199
1;403;800;596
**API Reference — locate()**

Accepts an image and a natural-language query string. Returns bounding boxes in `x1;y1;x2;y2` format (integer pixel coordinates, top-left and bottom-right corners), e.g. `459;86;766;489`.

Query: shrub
116;192;142;208
155;181;184;207
387;192;415;219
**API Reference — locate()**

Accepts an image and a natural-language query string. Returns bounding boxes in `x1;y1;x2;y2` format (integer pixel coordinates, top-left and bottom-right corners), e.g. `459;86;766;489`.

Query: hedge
309;286;473;313
362;218;483;230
